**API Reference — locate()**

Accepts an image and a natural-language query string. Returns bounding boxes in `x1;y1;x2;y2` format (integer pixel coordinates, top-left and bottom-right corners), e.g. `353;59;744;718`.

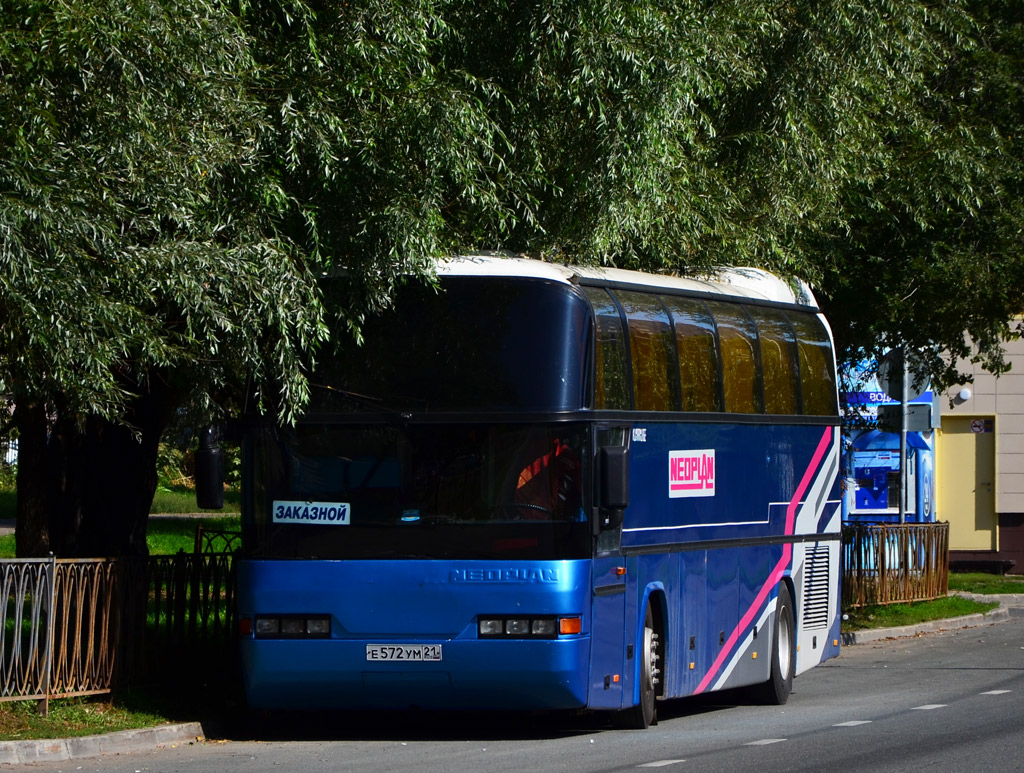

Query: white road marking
745;739;787;745
638;761;686;768
911;704;946;710
834;720;872;726
980;690;1011;695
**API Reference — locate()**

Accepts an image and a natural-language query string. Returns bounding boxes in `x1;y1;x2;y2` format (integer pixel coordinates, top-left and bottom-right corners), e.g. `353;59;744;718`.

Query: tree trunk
76;375;178;558
14;401;52;557
16;373;179;558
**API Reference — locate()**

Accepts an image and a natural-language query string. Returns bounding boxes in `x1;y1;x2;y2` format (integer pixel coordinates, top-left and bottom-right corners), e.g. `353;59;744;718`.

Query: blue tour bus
228;255;841;728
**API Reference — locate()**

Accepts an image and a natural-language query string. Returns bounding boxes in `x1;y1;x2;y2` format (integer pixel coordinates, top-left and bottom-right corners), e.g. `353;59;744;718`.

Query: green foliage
251;0;1023;390
156;441;241;491
239;0;524;345
0;465;13;521
816;0;1024;390
2;0;1023;554
149;487;241;516
3;0;1022;420
0;0;326;425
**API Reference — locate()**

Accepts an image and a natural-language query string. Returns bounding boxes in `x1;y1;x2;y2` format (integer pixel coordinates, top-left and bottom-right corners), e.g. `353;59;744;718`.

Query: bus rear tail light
478;616;581;639
252;615;331;639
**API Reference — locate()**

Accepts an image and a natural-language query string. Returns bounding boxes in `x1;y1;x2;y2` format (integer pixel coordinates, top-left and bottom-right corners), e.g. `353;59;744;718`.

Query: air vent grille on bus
802;545;831;630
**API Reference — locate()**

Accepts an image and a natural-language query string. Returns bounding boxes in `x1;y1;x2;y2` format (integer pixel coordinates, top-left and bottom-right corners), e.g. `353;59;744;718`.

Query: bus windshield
244;422;591;560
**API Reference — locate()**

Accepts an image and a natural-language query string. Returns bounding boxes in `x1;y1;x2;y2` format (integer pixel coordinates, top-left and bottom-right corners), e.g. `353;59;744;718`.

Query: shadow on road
201;690;746;743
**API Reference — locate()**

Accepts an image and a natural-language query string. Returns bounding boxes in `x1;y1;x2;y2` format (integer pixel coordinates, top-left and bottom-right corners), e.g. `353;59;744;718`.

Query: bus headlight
478;619;504;636
253;615;331;638
255;617;279;636
531;618;556;636
477;616;578;639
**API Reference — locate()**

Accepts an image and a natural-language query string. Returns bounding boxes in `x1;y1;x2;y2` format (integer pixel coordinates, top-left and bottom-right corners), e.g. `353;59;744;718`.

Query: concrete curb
842;593;1024;645
0;722;204;766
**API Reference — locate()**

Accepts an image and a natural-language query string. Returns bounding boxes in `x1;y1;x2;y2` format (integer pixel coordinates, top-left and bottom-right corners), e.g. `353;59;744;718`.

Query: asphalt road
20;618;1024;772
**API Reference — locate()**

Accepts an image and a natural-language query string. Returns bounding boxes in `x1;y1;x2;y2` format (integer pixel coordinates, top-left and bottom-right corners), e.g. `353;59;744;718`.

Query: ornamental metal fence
842;522;949;608
0;549;236;713
0;438;16;466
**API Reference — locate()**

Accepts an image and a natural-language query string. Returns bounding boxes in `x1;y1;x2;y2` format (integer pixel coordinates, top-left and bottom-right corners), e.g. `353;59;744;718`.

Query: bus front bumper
240;636;591;711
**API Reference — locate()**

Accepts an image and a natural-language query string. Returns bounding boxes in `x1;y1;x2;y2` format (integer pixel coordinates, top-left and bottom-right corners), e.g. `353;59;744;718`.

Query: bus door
589;426;629;709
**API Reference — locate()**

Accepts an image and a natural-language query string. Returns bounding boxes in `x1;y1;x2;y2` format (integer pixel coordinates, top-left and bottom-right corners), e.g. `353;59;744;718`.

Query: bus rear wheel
751;583;794;705
618;603;660;729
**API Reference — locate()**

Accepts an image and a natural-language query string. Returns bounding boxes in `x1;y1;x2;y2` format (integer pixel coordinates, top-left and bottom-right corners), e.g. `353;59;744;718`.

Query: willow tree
3;0;1020;554
0;1;324;556
458;1;1023;389
241;0;1024;386
810;0;1024;389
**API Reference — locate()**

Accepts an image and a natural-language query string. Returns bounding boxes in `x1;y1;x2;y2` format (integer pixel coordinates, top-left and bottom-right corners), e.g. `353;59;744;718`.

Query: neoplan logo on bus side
668;450;715;498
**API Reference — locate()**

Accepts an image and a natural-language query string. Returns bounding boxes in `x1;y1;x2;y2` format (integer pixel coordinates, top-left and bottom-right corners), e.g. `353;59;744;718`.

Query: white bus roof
435;254;818;309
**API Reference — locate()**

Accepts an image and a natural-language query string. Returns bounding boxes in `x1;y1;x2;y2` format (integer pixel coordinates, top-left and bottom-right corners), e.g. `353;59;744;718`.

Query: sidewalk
0;723;204;766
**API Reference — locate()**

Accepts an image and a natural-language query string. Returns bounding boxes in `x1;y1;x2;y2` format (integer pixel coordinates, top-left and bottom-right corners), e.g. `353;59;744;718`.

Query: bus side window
787;311;839;416
583;287;630;410
615;290;678;412
707;301;763;414
752;306;800;415
662;296;721;412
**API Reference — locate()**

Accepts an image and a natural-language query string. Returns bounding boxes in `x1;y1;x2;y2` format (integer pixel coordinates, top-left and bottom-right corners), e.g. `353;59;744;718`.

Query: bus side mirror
599;445;629;530
195;426;225;510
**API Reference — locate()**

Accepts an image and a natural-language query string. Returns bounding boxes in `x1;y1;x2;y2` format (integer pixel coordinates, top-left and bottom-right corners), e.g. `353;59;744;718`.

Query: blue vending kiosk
842;363;936;524
846;429;934;523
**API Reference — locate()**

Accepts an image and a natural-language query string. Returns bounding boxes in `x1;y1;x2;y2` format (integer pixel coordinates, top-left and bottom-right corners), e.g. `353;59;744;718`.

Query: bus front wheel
751;583;794;705
618;603;660;729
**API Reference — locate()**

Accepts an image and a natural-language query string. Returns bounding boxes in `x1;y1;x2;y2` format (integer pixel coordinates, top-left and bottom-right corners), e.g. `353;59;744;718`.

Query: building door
938;417;996;550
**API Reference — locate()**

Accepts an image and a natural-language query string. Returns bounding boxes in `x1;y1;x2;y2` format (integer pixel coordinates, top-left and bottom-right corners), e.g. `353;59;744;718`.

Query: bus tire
618;603;659;729
752;583;795;705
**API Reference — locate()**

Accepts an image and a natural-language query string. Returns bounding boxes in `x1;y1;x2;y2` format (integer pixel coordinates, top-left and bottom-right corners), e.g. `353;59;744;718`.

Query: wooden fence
842;522;949;608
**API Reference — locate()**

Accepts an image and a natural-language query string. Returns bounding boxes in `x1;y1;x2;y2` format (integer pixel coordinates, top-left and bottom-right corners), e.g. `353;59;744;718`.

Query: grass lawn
0;513;240;558
948;571;1024;595
842;594;999;631
150;483;240;515
0;693;180;743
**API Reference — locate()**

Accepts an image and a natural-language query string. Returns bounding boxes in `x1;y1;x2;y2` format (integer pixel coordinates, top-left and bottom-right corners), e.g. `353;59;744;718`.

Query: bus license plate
366;644;442;662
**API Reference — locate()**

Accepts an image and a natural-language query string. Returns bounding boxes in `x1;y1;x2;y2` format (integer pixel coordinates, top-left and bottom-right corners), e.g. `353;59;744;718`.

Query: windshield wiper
308;383;416;419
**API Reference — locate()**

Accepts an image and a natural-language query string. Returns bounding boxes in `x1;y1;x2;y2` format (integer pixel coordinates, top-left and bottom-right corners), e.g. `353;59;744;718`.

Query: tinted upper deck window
616;290;677;412
788;311;839;416
707;301;763;414
311;277;591;413
755;306;800;415
583;287;630;410
662;295;721;412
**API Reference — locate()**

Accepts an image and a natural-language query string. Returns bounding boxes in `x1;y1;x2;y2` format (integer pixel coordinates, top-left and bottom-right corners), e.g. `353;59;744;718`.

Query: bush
0;464;15;493
156;442;240;492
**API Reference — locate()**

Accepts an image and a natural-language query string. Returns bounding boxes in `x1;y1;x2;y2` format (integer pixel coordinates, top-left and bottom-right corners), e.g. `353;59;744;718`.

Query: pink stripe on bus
693;427;833;694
